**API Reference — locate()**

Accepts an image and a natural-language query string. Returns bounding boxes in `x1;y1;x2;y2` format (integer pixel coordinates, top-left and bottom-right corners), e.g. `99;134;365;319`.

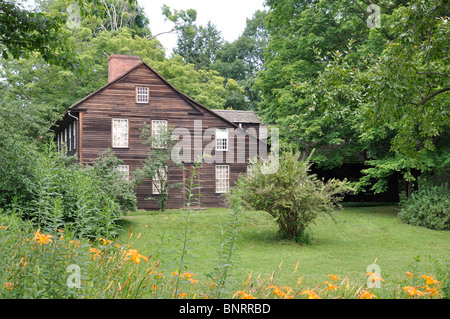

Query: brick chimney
108;54;141;82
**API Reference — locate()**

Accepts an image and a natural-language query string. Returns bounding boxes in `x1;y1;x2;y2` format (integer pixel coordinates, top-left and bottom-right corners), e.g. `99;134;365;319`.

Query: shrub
398;184;450;230
231;151;352;243
5;143;122;239
85;149;137;213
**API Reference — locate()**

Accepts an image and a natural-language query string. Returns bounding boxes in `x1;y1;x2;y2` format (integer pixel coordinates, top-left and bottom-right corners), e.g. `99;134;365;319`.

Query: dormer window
136;87;149;103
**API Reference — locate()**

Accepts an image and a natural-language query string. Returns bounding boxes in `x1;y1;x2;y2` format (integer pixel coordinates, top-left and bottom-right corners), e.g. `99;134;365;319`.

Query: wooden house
52;54;267;210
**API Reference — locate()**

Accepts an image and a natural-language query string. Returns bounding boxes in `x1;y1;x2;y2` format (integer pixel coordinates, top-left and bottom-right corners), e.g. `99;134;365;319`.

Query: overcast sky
141;0;266;54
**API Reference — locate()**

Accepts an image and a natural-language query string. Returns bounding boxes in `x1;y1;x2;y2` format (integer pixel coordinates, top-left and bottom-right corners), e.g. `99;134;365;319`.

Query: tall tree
315;0;449;191
212;10;269;110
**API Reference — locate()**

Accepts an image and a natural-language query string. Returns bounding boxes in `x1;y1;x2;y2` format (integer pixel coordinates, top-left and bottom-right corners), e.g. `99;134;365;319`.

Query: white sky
141;0;266;54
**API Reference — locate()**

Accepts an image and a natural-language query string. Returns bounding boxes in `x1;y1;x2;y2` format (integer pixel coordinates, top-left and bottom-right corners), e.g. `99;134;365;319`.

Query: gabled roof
212;110;261;124
56;62;240;130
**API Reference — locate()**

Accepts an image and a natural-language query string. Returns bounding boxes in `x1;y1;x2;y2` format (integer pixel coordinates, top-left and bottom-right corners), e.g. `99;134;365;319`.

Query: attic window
136;87;149;103
216;129;228;151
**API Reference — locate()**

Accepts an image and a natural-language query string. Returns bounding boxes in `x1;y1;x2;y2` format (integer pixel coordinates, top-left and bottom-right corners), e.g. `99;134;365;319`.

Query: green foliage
23;144;122;239
0;0;77;68
398;184;450;230
312;0;449;182
231;151;352;243
212;10;268;110
85;149;137;212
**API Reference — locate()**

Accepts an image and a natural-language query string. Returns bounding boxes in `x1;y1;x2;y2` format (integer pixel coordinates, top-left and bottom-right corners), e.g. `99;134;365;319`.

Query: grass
117;206;450;295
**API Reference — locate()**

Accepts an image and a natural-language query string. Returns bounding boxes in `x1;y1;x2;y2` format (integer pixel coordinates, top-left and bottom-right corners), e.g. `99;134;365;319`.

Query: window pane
215;165;229;193
152;120;168;149
117;165;130;181
136;87;149;103
216;129;228;151
153;166;167;194
113;119;128;148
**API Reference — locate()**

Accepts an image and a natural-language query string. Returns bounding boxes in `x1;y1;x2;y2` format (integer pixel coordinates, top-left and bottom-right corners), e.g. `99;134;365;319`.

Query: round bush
398;184;450;230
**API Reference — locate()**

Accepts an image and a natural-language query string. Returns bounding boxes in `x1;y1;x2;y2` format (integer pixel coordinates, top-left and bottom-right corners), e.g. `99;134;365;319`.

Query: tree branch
409;87;450;106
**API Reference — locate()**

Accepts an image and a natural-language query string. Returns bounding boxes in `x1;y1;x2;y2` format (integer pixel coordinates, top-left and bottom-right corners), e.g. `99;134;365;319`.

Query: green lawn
117;206;449;294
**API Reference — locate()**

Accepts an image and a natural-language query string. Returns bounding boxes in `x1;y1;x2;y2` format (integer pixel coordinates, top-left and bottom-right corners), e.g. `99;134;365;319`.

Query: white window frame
68;125;72;151
152;166;168;195
136;87;149;103
215;165;229;193
116;165;130;181
57;132;61;152
152;120;168;149
216;129;228;151
112;118;129;148
73;122;77;150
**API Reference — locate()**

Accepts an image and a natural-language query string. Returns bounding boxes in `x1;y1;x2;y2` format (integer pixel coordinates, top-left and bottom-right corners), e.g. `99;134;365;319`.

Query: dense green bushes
0;136;136;239
398;184;450;230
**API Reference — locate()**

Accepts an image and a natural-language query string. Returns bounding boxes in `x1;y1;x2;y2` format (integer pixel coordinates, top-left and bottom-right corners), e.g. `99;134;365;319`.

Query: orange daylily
405;272;414;279
89;247;102;260
422;286;441;298
323;281;340;291
301;289;322;299
366;272;385;283
124;249;149;264
33;230;53;245
233;291;256;299
403;286;425;298
328;274;341;282
422;275;439;286
3;283;14;290
358;289;377;299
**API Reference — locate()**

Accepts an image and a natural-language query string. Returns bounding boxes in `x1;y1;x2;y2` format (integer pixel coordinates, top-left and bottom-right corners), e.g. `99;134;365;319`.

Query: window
216;129;228;151
152;166;167;194
215;165;229;193
68;125;72;151
136;87;149;103
112;119;128;148
73;122;77;150
116;165;130;181
152;120;168;149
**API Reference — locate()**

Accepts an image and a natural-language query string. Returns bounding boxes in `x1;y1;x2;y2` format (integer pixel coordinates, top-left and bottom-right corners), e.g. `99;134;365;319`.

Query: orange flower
233;291;256;299
124;249;149;264
99;238;113;246
89;247;102;260
301;289;322;299
266;286;295;299
366;272;385;283
422;275;439;286
324;281;340;291
422;286;441;298
178;292;188;299
33;230;53;245
3;283;14;290
405;272;414;279
403;286;425;298
358;289;377;299
328;274;341;282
